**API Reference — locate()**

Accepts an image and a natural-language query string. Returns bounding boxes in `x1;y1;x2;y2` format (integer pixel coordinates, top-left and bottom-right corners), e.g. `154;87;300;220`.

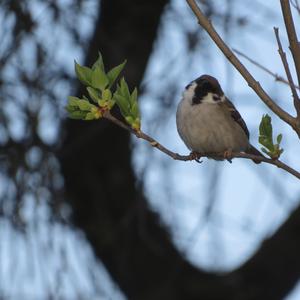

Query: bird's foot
190;151;203;163
223;149;233;163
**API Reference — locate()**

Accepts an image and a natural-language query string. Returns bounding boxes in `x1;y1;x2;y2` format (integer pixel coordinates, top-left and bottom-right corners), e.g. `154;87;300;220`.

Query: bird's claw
223;149;233;163
190;151;203;163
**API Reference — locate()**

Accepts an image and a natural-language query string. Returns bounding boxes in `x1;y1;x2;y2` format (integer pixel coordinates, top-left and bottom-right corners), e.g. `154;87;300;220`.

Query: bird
176;75;263;163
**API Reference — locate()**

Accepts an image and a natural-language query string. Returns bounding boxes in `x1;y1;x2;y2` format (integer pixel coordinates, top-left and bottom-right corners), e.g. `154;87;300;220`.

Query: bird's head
183;75;225;105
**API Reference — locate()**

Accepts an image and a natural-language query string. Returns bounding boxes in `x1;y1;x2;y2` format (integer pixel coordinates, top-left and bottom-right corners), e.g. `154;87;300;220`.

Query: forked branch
274;27;300;118
233;48;300;90
280;0;300;88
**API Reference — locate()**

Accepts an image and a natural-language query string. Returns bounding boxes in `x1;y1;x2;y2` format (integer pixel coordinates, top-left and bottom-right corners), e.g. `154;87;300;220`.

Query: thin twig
103;111;300;180
290;0;300;15
280;0;300;88
104;111;191;161
233;48;300;90
186;0;300;137
274;27;300;118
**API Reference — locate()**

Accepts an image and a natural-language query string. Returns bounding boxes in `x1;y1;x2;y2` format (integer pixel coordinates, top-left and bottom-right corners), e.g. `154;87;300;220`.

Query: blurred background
1;0;300;299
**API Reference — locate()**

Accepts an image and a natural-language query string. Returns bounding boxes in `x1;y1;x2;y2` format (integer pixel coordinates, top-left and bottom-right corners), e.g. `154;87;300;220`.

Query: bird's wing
220;98;250;139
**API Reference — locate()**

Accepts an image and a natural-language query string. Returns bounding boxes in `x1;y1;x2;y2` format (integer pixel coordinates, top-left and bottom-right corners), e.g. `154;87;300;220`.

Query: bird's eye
185;83;192;90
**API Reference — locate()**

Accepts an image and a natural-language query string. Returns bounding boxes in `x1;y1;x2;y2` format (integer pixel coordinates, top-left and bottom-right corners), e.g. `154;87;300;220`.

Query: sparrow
176;75;263;163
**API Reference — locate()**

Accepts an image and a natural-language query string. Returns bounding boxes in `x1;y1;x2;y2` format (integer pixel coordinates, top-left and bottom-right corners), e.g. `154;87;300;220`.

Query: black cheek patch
194;84;206;99
192;96;201;105
192;84;206;105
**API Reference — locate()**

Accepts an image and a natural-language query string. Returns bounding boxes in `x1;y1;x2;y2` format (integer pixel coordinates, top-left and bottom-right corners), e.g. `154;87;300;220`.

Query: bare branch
280;0;300;87
103;111;300;181
186;0;300;137
290;0;300;14
103;111;189;161
274;27;300;118
233;48;300;90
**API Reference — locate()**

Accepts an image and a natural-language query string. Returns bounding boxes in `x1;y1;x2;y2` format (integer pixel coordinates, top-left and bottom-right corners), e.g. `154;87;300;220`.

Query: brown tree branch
186;0;300;137
233;48;300;90
274;27;300;118
280;0;300;88
103;111;300;180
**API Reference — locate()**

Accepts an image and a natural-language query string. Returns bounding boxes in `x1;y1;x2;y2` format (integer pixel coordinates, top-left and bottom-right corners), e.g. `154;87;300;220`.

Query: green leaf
258;114;284;159
69;110;87;120
131;101;140;119
77;100;94;111
119;78;131;101
85;112;95;120
107;60;126;87
92;52;105;72
70;54;141;124
98;99;107;107
129;88;140;119
259;114;275;151
102;89;112;101
125;116;134;125
75;61;92;86
259;114;273;142
131;87;138;104
106;99;115;109
277;133;283;144
67;96;82;107
87;87;100;103
259;136;274;151
113;79;140;122
114;94;130;115
65;105;77;113
91;66;109;90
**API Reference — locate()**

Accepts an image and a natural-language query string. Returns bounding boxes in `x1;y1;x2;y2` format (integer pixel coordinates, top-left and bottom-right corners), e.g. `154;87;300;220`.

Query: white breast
176;98;249;153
